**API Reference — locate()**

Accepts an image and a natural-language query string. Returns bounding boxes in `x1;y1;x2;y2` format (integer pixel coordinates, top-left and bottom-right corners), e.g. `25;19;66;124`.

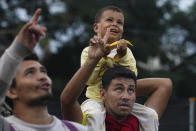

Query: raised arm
61;26;110;123
61;55;102;123
136;78;173;120
0;8;46;104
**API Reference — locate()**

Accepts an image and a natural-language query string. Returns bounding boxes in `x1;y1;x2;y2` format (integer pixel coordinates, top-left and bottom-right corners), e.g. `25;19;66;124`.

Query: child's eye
106;18;113;22
117;21;123;25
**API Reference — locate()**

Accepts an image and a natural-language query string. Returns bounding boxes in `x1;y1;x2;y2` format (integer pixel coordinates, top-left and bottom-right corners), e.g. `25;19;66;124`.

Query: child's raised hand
101;27;111;56
117;39;127;58
97;24;112;56
88;35;104;60
88;24;112;60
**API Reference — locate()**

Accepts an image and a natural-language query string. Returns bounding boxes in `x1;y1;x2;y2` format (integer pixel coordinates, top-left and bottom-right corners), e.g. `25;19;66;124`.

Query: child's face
94;10;124;44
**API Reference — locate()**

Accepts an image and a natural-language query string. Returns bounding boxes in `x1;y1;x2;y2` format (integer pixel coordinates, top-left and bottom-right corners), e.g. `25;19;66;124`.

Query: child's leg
131;103;159;131
81;99;106;131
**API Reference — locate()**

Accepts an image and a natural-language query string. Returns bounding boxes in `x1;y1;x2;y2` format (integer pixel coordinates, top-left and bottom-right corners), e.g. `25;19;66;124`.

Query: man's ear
100;88;106;101
6;88;18;99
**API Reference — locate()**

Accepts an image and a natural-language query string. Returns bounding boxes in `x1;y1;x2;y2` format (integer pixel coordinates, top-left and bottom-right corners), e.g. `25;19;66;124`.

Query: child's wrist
87;56;101;63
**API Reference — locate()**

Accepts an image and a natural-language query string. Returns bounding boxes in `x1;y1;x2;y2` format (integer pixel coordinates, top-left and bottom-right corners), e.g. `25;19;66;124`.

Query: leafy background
1;0;196;130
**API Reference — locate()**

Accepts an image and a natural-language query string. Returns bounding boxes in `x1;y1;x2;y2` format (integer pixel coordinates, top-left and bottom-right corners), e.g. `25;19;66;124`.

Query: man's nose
121;91;130;100
38;73;47;82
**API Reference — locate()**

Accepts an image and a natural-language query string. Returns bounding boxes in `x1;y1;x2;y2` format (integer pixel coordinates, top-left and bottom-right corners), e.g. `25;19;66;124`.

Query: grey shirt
0;39;91;131
0;38;31;104
0;38;31;130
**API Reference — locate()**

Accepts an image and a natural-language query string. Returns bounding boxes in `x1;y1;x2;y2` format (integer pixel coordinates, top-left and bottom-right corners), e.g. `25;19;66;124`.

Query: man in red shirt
101;65;139;131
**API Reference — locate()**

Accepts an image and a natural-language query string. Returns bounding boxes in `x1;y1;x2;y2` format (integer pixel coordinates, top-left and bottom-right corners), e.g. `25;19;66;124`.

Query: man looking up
101;65;139;130
0;8;89;131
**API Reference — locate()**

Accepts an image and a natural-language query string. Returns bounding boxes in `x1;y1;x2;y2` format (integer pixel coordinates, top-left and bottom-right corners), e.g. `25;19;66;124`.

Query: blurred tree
0;0;195;98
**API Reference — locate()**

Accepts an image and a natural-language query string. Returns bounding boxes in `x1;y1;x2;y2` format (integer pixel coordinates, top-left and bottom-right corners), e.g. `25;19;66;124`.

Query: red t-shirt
105;113;139;131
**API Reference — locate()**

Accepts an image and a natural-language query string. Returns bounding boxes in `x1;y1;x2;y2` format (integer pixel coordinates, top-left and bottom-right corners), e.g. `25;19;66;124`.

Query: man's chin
118;109;131;117
27;94;53;107
120;111;130;116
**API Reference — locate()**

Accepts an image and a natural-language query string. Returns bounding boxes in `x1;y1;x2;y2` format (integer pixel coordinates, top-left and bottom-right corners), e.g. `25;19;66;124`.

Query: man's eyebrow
23;67;35;74
40;66;47;71
115;83;135;88
129;84;136;89
114;83;124;87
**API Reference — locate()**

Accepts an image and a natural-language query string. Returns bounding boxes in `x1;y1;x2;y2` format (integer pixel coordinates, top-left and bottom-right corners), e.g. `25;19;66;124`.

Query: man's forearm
61;57;100;122
0;38;31;103
61;57;100;105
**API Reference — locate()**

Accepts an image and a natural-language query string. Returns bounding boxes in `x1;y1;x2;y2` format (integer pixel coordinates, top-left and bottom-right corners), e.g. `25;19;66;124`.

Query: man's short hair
94;5;124;23
23;53;39;61
101;65;137;90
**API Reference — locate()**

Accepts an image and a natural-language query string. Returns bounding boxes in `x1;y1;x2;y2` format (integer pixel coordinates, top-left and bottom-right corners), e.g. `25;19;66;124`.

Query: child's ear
100;88;106;101
6;88;18;99
93;23;99;33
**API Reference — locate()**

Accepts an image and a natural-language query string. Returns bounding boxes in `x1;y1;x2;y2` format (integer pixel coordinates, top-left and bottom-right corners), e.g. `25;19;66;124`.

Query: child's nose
111;21;117;26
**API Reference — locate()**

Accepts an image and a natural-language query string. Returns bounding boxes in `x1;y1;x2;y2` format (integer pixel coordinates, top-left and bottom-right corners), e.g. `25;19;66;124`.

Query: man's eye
128;88;135;94
115;87;122;92
41;67;47;74
25;71;34;76
41;69;47;74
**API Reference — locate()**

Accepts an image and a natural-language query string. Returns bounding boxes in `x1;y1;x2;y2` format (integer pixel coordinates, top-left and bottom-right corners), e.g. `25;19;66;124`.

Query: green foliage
1;0;196;97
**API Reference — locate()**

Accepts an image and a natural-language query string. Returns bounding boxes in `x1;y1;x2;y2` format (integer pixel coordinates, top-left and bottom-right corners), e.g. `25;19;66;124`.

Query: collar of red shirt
105;113;139;131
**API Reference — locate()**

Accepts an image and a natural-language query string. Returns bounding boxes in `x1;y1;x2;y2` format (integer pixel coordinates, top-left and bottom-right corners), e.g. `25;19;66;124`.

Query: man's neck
108;112;127;123
114;116;127;123
13;103;53;125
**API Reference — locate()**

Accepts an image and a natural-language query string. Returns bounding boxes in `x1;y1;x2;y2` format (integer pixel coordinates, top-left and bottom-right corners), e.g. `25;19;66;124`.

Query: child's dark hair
102;65;137;90
6;53;39;109
95;5;124;23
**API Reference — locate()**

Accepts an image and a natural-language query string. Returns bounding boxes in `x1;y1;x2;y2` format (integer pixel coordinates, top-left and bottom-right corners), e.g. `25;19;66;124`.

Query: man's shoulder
63;120;89;130
0;116;13;131
5;115;89;131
